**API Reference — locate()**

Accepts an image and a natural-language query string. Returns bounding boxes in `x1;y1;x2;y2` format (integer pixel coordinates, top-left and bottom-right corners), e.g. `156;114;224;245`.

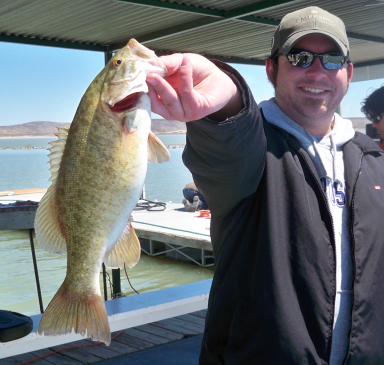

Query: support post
112;269;121;298
102;50;122;301
102;263;108;301
29;229;44;314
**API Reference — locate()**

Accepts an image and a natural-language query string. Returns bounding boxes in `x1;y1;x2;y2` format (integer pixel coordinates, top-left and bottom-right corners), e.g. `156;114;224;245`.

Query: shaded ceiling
1;0;384;68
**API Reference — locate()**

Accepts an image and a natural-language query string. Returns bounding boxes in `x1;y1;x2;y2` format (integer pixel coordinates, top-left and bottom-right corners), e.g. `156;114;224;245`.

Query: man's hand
147;53;243;122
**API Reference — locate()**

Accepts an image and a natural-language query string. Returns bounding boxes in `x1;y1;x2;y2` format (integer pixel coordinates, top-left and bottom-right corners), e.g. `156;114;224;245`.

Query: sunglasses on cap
279;50;350;70
368;112;384;123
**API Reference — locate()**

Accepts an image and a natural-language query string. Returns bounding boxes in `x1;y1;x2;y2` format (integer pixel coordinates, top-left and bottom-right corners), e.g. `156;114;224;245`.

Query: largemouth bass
34;39;170;345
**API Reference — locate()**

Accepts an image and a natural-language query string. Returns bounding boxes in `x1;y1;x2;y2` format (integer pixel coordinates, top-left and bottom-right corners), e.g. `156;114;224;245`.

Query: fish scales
34;39;170;345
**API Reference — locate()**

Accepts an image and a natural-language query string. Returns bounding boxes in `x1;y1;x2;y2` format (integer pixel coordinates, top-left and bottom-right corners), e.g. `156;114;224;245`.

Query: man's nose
305;57;326;77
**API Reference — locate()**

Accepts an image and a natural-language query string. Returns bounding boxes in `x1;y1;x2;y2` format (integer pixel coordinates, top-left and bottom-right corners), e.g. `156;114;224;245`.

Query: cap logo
295;14;335;27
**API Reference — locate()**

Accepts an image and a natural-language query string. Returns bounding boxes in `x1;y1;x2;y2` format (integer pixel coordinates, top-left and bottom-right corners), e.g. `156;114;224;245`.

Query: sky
1;41;384;127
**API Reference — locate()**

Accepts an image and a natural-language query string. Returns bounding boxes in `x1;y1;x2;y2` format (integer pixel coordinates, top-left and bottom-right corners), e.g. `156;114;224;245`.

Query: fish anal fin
147;131;171;163
34;183;67;255
104;221;141;269
38;283;111;345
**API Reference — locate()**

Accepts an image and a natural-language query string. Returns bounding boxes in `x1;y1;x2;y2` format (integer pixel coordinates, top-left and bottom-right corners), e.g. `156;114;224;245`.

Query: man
147;6;384;364
361;86;384;149
182;182;209;212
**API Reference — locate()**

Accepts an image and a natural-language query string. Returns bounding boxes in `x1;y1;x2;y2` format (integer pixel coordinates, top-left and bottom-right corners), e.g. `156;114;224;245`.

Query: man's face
266;34;353;135
373;115;384;140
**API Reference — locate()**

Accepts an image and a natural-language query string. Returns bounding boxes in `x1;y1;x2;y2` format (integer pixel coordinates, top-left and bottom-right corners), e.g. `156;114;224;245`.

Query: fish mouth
108;93;141;113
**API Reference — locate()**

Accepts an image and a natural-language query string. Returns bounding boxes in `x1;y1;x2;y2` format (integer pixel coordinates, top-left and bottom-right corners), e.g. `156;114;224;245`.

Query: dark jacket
183;62;384;364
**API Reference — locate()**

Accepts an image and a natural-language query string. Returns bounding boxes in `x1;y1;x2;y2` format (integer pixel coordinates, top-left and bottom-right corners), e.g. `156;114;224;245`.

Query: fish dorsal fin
47;127;69;180
147;131;171;163
34;127;69;255
104;220;141;269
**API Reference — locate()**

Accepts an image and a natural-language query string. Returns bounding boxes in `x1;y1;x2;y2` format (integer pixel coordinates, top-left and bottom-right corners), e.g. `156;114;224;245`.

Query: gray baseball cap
271;6;349;57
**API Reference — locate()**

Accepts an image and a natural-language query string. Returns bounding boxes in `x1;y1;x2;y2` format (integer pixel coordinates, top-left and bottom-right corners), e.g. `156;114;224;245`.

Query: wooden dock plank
6;351;53;365
122;327;172;346
176;313;207;326
189;309;208;319
28;349;84;365
153;317;204;335
48;347;101;364
112;332;156;351
135;323;185;341
99;332;138;355
50;339;103;364
1;357;19;365
166;316;204;333
77;341;120;360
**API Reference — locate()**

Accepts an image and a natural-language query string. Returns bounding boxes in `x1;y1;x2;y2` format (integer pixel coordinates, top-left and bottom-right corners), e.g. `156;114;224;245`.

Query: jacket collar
349;131;384;155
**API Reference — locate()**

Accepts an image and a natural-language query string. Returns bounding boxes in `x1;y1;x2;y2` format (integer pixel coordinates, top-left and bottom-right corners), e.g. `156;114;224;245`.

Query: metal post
112;269;121;298
105;51;113;64
103;50;122;301
102;263;108;301
29;229;44;313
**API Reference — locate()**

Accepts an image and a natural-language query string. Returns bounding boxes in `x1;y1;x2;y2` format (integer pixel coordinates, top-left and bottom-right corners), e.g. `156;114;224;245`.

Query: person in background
147;6;384;364
361;85;384;149
182;182;208;212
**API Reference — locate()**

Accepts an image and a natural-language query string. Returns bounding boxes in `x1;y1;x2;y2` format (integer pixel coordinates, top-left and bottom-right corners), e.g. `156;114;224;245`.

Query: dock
2;311;206;364
0;189;213;257
1;280;211;364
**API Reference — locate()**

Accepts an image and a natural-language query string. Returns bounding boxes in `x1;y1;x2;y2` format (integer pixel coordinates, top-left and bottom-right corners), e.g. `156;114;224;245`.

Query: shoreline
0;132;186;140
0;135;55;139
0;144;185;150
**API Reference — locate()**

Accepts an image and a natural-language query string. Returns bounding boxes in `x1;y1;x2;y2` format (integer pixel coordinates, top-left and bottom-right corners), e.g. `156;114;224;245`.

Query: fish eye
113;58;123;67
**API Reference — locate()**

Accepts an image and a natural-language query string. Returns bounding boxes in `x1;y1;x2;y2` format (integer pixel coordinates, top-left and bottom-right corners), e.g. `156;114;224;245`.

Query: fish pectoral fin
34;183;66;255
147;131;171;163
104;221;141;269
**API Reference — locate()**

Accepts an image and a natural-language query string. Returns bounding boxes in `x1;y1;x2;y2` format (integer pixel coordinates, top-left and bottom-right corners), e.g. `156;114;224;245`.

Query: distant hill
0;119;186;138
0;121;71;137
0;118;369;138
151;119;186;134
347;117;370;133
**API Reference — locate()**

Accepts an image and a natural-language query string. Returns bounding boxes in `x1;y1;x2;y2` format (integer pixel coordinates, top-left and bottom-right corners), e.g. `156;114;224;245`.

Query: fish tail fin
147;131;171;163
38;282;111;345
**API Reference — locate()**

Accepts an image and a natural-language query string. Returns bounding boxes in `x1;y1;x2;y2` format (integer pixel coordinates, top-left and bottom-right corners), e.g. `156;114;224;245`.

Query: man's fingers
147;53;227;122
177;55;198;120
147;74;179;108
147;86;172;120
147;73;185;121
158;53;184;77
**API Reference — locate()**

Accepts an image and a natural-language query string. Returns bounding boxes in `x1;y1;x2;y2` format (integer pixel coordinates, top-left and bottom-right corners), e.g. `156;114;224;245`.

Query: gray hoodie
259;98;355;365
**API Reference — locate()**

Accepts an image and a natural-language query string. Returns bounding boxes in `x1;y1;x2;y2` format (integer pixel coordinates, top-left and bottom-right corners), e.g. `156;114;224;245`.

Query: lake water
0;135;214;316
0;135;191;203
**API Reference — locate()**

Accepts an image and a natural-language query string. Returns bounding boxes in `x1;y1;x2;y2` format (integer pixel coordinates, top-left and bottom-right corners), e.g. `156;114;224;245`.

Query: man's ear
266;58;274;84
347;62;354;84
266;58;277;88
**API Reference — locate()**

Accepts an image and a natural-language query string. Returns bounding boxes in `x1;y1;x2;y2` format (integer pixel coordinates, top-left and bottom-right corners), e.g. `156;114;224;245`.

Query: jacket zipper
297;149;337;361
342;152;363;365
